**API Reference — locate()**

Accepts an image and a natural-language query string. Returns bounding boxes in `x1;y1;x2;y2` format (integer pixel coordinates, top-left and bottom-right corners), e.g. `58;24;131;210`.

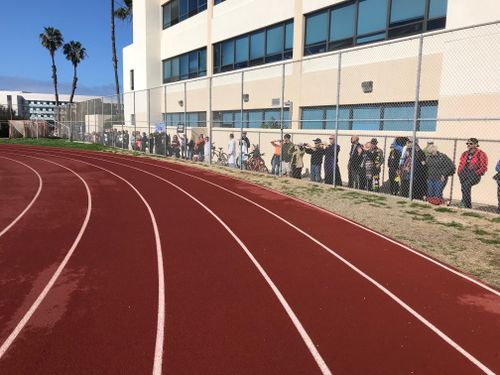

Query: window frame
300;101;438;131
162;47;207;84
213;19;294;74
304;0;447;56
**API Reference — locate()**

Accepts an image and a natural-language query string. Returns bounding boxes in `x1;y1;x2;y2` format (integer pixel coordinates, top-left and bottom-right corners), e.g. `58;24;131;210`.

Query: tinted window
162;47;206;83
357;0;387;35
390;0;425;25
285;22;294;50
419;104;438;131
250;30;265;60
302;108;324;129
429;0;447;18
248;111;262;128
222;40;234;67
235;36;249;63
383;104;414;131
266;24;284;55
306;11;328;45
352;106;380;130
330;3;355;41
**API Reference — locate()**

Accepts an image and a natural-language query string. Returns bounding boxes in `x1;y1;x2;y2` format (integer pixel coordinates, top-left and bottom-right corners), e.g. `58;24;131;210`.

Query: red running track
0;144;498;375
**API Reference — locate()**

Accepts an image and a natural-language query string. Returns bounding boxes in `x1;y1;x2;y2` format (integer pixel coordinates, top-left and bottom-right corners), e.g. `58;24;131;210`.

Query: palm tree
111;0;133;118
39;27;64;107
115;0;133;22
63;41;87;104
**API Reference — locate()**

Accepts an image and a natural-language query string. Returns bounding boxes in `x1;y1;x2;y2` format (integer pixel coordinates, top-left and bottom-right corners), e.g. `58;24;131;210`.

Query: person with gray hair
426;144;455;204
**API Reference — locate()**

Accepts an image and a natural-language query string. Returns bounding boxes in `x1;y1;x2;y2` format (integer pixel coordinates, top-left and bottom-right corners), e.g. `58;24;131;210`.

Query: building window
301;102;438;131
163;111;207;127
214;0;225;4
212;108;290;128
304;0;447;55
162;47;207;83
213;20;293;74
162;0;207;30
130;70;135;91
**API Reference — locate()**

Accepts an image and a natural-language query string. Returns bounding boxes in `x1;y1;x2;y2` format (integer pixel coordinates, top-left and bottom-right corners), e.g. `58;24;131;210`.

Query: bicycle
238;145;269;173
211;144;228;166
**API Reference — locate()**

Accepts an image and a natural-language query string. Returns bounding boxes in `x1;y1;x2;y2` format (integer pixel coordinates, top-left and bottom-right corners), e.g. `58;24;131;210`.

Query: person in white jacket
204;136;211;163
228;133;236;168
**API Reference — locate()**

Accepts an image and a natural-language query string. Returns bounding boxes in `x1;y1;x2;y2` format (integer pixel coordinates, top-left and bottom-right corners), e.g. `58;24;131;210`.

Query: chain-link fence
55;21;500;213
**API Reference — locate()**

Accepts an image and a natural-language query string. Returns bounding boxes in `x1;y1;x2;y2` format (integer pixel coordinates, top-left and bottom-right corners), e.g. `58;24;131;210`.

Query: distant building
0;91;96;122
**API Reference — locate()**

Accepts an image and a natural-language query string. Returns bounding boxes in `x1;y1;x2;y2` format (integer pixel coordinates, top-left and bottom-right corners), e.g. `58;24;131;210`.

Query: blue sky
0;0;133;96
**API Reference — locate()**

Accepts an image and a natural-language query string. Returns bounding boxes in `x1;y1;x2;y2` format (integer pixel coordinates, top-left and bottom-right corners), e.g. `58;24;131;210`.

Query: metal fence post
167;85;173;156
333;52;342;187
409;34;424;200
240;71;244;170
183;82;187;156
449;139;458;204
208;77;213;165
101;98;105;146
147;88;151;137
133;91;136;144
279;63;285;177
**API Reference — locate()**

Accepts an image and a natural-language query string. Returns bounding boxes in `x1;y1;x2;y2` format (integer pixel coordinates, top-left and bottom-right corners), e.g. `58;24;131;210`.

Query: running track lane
0;148;326;374
0;156;41;235
0;154;90;342
12;148;500;374
0;151;161;374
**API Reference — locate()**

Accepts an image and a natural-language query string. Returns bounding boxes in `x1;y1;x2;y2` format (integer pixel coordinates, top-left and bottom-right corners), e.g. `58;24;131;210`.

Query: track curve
0;144;499;375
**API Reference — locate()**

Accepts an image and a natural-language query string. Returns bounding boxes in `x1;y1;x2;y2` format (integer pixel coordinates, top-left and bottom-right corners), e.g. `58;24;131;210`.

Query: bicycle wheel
258;159;269;173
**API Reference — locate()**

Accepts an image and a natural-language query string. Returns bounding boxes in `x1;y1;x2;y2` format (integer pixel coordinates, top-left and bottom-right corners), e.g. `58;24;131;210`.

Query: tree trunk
70;64;78;104
50;51;59;107
111;0;122;119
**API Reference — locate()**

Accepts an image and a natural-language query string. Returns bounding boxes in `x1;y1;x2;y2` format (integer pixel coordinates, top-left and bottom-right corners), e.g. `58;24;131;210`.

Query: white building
0;91;96;122
122;0;500;134
121;0;500;206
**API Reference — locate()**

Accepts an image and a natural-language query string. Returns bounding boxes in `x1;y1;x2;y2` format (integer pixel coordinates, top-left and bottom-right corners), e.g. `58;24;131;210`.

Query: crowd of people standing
94;128;499;213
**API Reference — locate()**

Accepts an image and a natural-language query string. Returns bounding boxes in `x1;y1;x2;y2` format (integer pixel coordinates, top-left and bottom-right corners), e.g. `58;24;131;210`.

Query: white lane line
75;150;500;296
18;149;498;375
0;156;92;361
64;150;497;375
21;150;332;375
2;151;165;375
0;156;43;239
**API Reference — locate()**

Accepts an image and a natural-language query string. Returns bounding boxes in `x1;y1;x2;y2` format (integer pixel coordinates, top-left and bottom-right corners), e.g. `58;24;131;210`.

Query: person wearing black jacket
304;138;325;182
348;136;362;188
388;143;402;195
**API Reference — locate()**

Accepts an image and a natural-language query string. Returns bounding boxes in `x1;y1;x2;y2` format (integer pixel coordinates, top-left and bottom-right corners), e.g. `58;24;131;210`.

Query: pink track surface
0;144;498;375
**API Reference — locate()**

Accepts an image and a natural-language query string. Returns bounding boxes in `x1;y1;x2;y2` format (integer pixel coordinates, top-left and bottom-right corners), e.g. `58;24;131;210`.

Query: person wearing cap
324;135;342;186
348;136;362;188
369;138;384;191
305;138;325;182
458;138;488;208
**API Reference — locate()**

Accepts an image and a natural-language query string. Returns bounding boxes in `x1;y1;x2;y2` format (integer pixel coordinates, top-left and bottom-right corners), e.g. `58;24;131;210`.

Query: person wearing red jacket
458;138;488;208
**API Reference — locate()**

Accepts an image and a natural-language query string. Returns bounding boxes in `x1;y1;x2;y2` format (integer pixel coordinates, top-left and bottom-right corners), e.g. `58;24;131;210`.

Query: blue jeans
427;178;447;199
310;164;321;182
271;155;280;175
